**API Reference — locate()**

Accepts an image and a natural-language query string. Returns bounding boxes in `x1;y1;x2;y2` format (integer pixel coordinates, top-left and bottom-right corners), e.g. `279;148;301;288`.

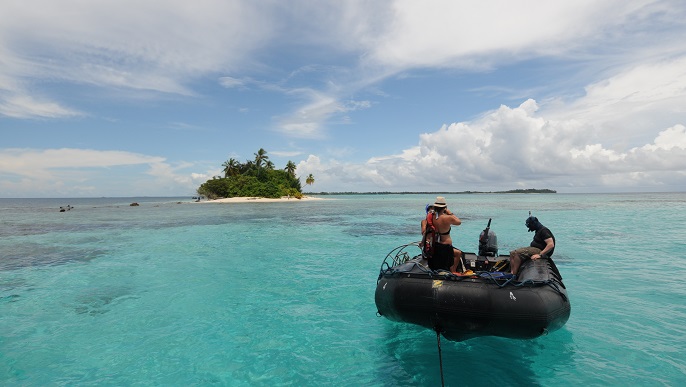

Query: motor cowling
478;228;498;257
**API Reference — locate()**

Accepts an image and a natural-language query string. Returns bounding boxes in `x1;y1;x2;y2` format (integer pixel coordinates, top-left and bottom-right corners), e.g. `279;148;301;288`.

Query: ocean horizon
2;193;685;386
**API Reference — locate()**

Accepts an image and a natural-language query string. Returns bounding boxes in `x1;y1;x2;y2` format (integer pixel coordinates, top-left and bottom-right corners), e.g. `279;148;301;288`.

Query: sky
1;0;686;197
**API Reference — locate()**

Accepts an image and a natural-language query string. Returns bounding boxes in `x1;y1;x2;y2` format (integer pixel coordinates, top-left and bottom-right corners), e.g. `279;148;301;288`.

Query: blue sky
2;0;686;197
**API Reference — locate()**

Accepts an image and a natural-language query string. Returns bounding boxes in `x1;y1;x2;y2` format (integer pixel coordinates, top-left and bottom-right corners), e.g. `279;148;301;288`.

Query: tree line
197;148;314;199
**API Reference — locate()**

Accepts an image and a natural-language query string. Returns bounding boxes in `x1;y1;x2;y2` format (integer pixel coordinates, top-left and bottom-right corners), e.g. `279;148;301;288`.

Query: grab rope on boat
377;242;569;300
509;278;568;301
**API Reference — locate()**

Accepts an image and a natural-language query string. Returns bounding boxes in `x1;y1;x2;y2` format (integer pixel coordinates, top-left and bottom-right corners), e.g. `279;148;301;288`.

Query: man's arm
532;237;554;260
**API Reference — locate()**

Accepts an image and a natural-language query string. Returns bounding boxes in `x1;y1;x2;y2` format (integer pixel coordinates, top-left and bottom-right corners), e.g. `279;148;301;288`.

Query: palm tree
305;174;315;186
221;158;239;178
285;161;296;177
264;160;275;170
254;148;269;169
240;160;254;175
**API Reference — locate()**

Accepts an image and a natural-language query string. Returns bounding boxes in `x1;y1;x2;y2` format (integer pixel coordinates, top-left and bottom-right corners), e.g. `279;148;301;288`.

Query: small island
197;148;313;200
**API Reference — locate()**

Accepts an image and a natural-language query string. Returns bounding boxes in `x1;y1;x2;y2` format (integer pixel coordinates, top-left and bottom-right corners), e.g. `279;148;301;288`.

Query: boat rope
380;263;568;300
509;278;568;300
544;280;568;302
377;242;425;282
435;329;445;387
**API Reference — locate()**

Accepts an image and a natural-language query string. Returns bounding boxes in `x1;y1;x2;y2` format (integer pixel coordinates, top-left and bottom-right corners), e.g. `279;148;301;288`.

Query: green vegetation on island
197;148;309;199
497;188;557;194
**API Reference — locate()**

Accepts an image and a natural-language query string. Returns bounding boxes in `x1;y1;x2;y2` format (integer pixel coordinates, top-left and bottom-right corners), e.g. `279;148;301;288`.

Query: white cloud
300;99;686;192
275;1;677;140
0;0;274;117
2;1;686;195
543;56;686;148
219;76;249;89
0;148;165;177
363;0;645;69
0;95;81;119
2;0;681;137
294;32;686;193
644;125;686;151
0;148;207;197
270;150;303;158
275;94;344;138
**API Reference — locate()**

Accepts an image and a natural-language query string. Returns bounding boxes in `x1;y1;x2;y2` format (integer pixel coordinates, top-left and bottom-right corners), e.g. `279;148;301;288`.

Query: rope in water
435;329;445;387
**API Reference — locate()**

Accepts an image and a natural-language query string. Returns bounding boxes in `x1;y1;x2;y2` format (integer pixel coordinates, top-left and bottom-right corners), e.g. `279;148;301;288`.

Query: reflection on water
381;321;576;386
70;285;138;316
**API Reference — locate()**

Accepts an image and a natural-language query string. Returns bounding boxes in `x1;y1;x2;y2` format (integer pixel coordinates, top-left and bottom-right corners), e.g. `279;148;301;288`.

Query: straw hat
433;196;447;208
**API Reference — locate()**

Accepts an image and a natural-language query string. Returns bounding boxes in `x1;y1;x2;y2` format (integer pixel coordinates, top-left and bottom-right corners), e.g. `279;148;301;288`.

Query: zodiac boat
374;241;571;342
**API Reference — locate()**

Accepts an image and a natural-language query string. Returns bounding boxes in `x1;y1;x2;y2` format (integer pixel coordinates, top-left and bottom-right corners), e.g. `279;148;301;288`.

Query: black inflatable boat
375;242;570;342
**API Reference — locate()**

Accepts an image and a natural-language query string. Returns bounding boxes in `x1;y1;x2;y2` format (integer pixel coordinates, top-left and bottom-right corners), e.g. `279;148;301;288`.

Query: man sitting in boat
509;215;555;275
424;197;463;273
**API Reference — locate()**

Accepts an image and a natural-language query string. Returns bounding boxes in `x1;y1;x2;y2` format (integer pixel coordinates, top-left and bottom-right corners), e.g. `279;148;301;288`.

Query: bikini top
439;227;451;236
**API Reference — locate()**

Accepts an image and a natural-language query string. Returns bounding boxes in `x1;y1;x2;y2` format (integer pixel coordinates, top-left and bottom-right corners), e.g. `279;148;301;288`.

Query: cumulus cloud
299;100;686;192
646;125;686;151
293;9;686;193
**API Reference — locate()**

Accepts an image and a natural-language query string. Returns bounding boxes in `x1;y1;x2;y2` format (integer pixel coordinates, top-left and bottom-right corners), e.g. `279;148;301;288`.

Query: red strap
423;212;437;258
426;212;435;230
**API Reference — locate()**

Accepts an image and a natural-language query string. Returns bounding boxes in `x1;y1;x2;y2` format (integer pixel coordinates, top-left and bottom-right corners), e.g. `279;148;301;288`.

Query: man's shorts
510;246;541;260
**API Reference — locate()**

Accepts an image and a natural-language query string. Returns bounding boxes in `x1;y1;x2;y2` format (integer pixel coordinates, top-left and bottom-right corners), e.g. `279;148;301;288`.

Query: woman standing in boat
429;197;463;272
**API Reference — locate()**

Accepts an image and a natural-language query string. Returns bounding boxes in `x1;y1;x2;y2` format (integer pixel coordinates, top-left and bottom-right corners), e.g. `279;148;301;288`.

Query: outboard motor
478;218;498;257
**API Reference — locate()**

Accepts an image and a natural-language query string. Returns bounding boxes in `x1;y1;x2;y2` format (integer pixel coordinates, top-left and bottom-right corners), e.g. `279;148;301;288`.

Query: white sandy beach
196;196;324;203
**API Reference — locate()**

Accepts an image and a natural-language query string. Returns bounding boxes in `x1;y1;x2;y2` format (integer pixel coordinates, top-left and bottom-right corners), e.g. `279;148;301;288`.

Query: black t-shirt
530;227;555;256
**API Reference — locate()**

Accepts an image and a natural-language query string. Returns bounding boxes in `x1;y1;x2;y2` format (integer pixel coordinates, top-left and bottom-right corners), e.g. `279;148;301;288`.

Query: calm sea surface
1;193;685;386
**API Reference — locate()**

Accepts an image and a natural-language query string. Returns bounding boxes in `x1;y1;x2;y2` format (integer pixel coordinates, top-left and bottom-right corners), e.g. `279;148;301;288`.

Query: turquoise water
1;193;685;386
